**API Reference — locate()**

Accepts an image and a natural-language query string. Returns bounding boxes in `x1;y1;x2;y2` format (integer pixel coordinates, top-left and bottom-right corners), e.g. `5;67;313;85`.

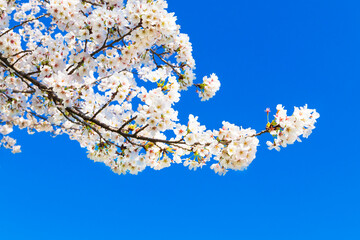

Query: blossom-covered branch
0;0;319;175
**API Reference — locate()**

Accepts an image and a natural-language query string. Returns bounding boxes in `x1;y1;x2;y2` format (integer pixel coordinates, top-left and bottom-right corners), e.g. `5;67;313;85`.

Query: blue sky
1;0;359;239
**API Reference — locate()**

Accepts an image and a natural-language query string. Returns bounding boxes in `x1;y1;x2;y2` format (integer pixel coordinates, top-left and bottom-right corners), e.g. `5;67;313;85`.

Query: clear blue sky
1;0;359;239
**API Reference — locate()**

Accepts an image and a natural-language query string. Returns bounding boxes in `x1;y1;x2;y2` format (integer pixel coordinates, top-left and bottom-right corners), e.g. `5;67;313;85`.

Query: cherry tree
0;0;319;175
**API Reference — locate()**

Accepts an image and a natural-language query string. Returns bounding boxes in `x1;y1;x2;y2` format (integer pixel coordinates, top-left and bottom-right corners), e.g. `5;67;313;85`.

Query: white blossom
0;0;319;176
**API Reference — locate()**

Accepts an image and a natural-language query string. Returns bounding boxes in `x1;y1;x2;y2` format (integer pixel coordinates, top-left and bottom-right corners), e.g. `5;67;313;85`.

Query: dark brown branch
118;116;137;132
17;89;35;94
68;110;124;149
253;124;281;137
10;50;33;57
27;70;41;76
84;39;88;53
90;89;118;120
0;52;276;150
81;0;102;7
67;23;141;75
134;124;149;136
150;49;181;76
0;13;49;38
90;21;142;57
26;110;48;121
123;134;145;148
11;52;31;66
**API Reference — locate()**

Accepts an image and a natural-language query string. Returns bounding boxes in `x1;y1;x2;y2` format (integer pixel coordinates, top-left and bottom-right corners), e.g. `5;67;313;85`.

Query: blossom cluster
215;122;259;173
0;0;319;175
266;104;320;151
0;123;21;153
0;0;15;31
197;73;221;101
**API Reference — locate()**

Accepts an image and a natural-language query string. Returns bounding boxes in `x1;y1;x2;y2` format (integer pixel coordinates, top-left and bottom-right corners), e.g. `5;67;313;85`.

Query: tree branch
150;49;181;76
0;53;275;150
90;89;118;120
0;13;49;38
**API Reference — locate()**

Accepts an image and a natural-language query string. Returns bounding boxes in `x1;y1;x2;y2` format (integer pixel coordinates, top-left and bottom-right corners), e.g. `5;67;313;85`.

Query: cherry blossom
0;0;319;175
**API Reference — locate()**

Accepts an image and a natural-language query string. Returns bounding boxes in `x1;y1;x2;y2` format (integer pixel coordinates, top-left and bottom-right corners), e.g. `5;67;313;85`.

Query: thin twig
150;49;181;76
0;13;49;38
118;116;137;132
90;89;118;120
